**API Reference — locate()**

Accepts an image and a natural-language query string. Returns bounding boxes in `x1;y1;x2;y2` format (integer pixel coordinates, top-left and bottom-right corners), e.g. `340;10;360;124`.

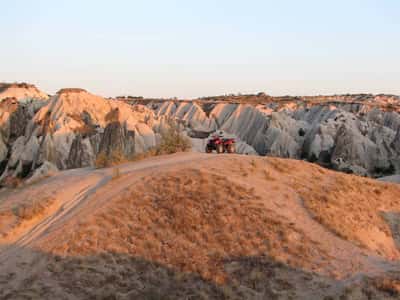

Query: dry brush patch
371;276;400;296
0;196;57;239
290;166;400;258
0;176;23;189
155;122;191;155
94;149;127;168
4;156;400;299
44;168;323;285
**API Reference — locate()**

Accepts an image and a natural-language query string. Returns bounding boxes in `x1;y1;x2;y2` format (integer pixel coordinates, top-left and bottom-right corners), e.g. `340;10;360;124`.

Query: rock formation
144;94;400;177
0;82;49;102
0;85;399;183
0;88;161;183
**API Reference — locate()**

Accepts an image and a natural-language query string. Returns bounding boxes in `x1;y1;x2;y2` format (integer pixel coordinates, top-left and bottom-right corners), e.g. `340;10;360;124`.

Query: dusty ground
0;153;400;299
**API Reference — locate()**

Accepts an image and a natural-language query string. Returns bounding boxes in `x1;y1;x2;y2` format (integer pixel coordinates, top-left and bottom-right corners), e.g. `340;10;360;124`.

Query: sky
1;0;399;98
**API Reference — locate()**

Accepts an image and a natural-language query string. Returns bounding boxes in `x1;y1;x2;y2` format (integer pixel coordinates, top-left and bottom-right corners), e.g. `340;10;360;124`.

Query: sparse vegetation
12;197;56;221
94;121;191;168
1;176;23;188
155;122;191;155
2;155;400;299
290;164;400;257
372;277;400;296
56;88;87;94
94;149;126;168
263;169;275;181
48;168;319;286
267;158;292;173
105;108;120;123
0;82;37;92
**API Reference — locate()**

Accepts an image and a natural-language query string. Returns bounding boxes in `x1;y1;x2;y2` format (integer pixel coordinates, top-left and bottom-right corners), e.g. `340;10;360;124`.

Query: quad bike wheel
226;144;236;153
205;146;212;153
216;144;224;154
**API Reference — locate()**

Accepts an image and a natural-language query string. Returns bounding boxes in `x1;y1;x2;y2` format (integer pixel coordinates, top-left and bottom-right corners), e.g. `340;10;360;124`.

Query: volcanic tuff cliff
0;86;169;183
0;83;399;185
143;95;400;177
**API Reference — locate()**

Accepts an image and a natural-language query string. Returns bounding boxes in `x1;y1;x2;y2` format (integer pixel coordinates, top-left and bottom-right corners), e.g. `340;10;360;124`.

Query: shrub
130;148;158;162
95;149;126;168
156;122;191;155
373;277;400;296
13;197;56;221
105;108;120;123
1;176;22;188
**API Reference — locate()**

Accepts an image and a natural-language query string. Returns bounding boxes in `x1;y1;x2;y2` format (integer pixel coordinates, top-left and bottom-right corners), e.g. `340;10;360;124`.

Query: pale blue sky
1;0;399;98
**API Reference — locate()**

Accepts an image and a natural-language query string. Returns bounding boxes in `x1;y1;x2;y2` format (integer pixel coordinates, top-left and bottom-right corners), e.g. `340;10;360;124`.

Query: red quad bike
206;135;236;154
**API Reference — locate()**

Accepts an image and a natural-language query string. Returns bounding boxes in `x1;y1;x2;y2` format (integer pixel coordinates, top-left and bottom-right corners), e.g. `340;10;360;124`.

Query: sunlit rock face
0;84;50;180
1;87;399;183
0;82;49;102
0;89;160;181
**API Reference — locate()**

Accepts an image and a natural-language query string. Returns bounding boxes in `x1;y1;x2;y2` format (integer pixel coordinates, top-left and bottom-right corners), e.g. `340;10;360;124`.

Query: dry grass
286;162;400;258
3;155;400;299
130;148;158;161
1;176;23;189
263;169;276;181
12;197;55;220
371;277;400;296
46;169;318;285
267;158;293;174
0;196;57;239
56;88;86;94
94;149;126;168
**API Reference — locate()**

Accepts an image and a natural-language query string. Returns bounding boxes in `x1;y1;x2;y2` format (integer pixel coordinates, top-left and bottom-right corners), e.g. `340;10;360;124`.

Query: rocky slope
0;84;50;179
0;87;167;183
139;94;400;177
0;84;399;184
0;153;399;299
